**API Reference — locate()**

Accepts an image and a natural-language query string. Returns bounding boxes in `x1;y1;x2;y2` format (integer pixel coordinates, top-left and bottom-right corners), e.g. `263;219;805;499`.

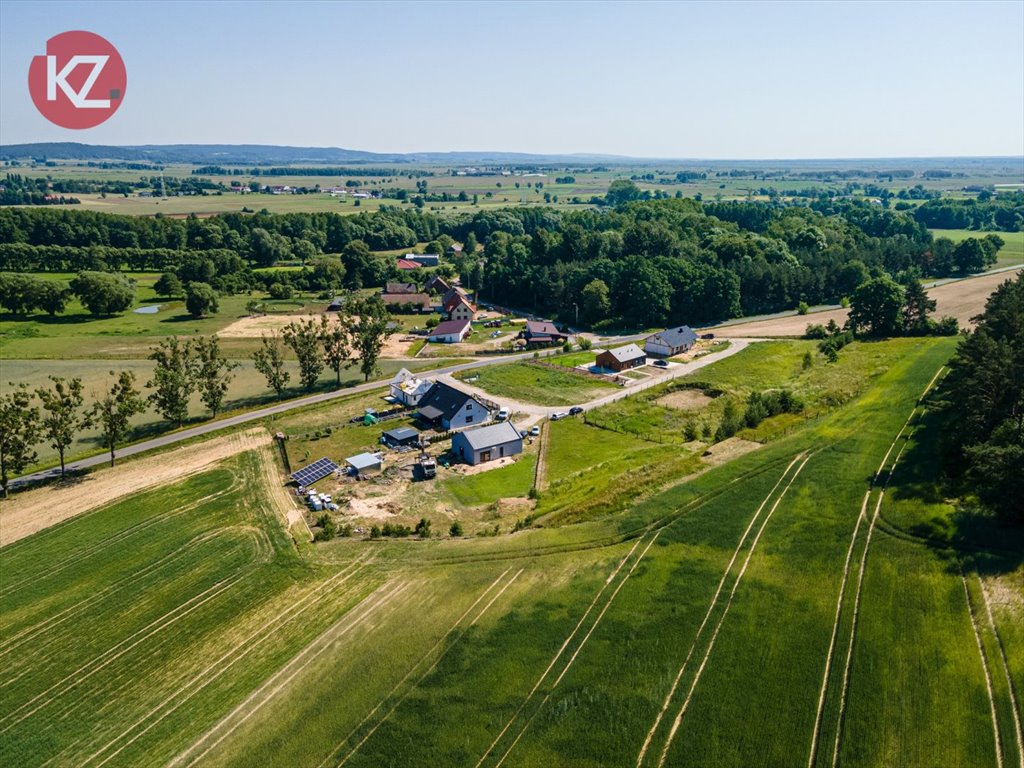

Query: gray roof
605;343;646;363
346;452;383;470
456;421;522;450
383;426;419;441
647;325;697;348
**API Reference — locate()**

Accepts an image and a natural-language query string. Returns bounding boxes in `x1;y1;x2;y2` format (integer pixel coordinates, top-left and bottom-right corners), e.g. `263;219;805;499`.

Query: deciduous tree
193;336;238;418
283;318;325;391
253;333;290;399
0;384;39;497
90;371;147;467
147;337;197;427
347;295;394;382
35;376;89;479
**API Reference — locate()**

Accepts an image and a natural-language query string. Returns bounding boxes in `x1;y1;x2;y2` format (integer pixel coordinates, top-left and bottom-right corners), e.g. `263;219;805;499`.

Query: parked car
550;412;569;421
497;408;510;420
701;333;715;340
653;359;669;367
569;406;584;416
529;425;541;436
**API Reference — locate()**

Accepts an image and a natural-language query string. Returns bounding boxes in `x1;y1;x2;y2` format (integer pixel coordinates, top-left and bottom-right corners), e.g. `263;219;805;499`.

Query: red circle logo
28;31;127;130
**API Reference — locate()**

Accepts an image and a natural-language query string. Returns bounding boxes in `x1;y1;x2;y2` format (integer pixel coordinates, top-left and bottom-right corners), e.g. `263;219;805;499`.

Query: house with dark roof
596;343;647;372
424;275;451;295
416;381;490;430
521;319;568;346
644;326;698;358
385;282;418;295
452;421;523;465
426;318;471;343
381;426;420;449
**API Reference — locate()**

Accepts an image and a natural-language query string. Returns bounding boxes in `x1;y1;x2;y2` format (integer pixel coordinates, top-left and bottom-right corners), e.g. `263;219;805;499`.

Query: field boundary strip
961;569;1005;768
489;532;662;768
329;568;525;768
635;451;806;767
652;453;813;768
77;555;375;768
979;579;1024;768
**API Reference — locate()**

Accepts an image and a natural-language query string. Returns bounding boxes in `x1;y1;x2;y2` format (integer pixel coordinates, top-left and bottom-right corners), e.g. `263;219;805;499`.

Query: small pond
133;304;162;315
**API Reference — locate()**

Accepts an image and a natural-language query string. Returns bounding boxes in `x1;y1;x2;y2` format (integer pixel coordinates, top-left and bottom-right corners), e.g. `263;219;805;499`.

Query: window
466;415;473;423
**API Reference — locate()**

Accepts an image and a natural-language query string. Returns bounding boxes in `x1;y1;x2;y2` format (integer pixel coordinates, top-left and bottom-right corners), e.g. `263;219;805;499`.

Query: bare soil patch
0;428;269;547
218;313;330;338
656;390;713;411
700;437;761;467
447;456;518;476
712;269;1021;338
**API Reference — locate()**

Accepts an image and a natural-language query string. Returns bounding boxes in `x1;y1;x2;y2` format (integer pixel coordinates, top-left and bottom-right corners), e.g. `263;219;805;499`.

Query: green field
2;335;1020;768
455;361;618;406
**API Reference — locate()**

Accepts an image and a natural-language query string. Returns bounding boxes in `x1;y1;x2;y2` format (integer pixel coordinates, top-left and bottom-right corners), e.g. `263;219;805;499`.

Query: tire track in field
636;453;806;768
961;570;1005;768
60;556;373;768
0;522;237;665
328;568;525;768
653;453;811;768
486;533;662;768
819;367;944;768
166;579;414;768
0;573;243;732
979;578;1024;768
474;535;649;768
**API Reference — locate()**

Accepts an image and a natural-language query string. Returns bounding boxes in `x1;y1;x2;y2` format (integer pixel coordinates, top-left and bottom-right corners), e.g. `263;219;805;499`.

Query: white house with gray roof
644;326;698;358
451;421;523;465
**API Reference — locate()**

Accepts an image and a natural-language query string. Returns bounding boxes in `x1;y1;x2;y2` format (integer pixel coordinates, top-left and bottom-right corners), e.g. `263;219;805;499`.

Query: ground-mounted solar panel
290;457;339;486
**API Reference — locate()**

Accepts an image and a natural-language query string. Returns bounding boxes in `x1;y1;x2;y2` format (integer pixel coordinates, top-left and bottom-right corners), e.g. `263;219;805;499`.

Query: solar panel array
290;457;339;486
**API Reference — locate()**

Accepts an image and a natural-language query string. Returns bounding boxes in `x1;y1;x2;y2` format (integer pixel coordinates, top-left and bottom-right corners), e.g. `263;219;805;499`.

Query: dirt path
533;422;551;492
712;268;1021;338
254;440;311;542
0;428;269;548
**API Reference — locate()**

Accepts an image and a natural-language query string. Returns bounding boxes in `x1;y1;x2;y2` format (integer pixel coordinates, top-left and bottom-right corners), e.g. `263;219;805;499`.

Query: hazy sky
1;0;1022;158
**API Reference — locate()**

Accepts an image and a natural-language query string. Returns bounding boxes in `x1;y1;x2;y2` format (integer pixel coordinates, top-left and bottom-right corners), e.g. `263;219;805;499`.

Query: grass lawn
454;361;616;406
441;453;537;506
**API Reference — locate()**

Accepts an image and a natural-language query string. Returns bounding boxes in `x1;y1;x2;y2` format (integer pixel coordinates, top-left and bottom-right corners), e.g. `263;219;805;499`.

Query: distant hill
0;142;633;166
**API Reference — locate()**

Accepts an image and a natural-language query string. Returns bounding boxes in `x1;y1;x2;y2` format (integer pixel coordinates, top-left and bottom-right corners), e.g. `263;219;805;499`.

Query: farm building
596;344;647;372
645;326;697;357
449;243;463;255
521;320;568;346
385;282;418;295
443;293;477;322
426;318;471;343
417;381;490;430
381;426;420;449
326;297;345;312
345;452;384;476
452;421;523;465
424;275;451;295
395;258;420;270
389;368;433;406
382;292;432;313
405;253;440;267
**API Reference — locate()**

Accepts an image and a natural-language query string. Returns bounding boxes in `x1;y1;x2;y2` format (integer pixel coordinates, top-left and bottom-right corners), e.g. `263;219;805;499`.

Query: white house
426;318;471;343
389;368;434;406
644;326;698;358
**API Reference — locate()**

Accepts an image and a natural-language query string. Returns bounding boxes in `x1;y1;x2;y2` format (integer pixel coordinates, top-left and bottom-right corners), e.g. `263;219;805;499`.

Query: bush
715;400;742;442
802;350;814;370
449;520;463;537
797;301;809;315
268;282;294;299
804;323;828;339
425;315;440;329
415;517;432;539
185;281;219;318
934;315;960;336
684;420;699;441
578;336;593;351
743;389;804;429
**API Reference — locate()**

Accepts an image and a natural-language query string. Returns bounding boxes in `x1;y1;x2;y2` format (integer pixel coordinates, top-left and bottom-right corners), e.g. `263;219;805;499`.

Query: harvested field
656;390;714;411
217;313;332;338
712;268;1021;338
0;428;268;547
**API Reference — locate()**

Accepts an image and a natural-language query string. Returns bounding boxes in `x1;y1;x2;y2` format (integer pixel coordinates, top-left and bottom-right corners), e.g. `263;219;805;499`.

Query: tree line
0;295;395;496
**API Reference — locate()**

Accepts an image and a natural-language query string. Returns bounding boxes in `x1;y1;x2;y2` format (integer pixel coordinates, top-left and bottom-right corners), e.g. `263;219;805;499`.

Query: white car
529;425;541;436
550;412;569;421
497;408;510;420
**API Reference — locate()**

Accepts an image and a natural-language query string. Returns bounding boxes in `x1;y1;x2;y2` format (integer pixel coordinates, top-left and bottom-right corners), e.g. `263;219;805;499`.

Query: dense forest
0;196;1006;327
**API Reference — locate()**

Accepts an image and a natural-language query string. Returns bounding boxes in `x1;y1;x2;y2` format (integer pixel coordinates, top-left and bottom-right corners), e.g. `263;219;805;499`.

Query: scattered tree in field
34;280;72;316
346;295;395;382
715;400;742;442
283;318;325;391
253;333;291;399
154;272;183;299
901;277;937;334
90;371;147;467
319;314;351;386
415;517;432;538
267;282;294;299
449;520;464;537
35;376;89;479
953;238;990;275
848;276;904;337
147;337;197;427
70;271;135;316
0;384;40;497
193;335;238;417
185;281;219;318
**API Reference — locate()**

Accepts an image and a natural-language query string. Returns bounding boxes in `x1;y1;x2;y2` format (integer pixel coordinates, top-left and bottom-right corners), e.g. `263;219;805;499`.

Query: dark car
569;406;584;416
653;359;669;368
701;333;715;340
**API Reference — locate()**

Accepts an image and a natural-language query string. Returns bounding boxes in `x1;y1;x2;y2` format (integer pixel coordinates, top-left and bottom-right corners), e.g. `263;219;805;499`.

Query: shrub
449;520;463;537
268;282;293;299
415;518;432;538
804;323;828;339
578;337;593;351
797;301;809;315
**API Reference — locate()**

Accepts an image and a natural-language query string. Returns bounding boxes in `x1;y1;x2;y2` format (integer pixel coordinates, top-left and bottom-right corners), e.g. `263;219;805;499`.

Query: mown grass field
930;227;1024;270
455;361;617;406
2;334;1020;768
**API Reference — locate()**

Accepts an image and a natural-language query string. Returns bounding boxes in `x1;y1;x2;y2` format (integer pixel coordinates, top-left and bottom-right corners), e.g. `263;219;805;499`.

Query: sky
1;0;1022;159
